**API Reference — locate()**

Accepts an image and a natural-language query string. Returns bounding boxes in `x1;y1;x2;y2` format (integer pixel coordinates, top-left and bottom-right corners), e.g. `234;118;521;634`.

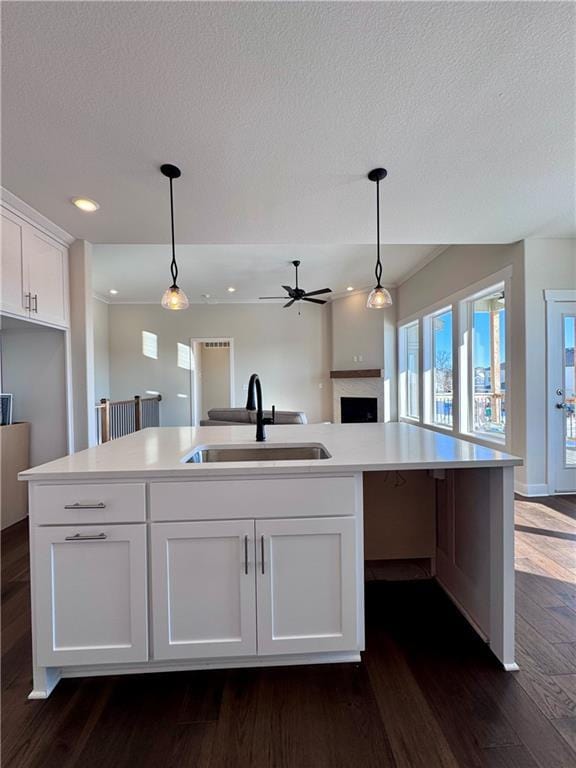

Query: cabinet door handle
32;294;38;312
64;502;106;510
244;535;249;575
65;532;107;541
261;535;265;575
24;292;31;311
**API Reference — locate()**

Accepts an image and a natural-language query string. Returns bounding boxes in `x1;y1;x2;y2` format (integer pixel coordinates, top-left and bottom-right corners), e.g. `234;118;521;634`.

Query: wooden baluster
135;395;142;431
100;398;110;443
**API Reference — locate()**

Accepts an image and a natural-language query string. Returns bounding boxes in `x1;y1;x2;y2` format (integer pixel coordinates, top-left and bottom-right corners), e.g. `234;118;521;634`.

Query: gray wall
107;302;332;425
0;315;68;466
93;298;110;401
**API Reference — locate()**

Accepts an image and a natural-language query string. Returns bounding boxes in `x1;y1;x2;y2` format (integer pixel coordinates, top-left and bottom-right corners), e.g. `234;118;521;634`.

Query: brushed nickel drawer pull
64;502;106;510
65;532;107;541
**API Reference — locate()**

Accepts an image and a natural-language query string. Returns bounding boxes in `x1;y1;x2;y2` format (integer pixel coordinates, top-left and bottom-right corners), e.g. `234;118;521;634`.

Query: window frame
398;319;421;422
397;266;512;451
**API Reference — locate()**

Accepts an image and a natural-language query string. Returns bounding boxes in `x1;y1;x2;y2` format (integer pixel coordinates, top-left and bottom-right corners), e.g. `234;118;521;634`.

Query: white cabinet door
33;524;148;666
0;210;27;317
256;516;359;655
151;520;257;660
24;227;68;326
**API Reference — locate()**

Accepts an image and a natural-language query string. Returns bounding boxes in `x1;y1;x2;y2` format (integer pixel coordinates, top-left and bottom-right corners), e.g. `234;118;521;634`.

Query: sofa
200;407;307;426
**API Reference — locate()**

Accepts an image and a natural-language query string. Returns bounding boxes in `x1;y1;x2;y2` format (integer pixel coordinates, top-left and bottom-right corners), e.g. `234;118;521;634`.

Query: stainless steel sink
186;443;331;463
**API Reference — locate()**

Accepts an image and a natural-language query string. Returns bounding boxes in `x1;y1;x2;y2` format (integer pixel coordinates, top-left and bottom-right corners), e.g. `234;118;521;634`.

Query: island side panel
435;466;516;669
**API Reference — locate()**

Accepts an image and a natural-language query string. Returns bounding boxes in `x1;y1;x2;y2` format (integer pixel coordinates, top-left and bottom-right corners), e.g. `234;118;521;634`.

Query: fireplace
340;397;378;424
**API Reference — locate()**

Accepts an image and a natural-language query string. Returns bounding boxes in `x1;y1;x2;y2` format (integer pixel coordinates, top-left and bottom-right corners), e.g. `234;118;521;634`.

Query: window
399;321;419;419
469;289;506;439
431;309;453;427
177;342;192;370
142;331;158;359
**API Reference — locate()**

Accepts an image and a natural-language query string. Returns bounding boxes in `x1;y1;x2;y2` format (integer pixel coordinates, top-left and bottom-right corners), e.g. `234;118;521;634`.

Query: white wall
107;302;332;425
93;298;110;401
522;238;576;493
0;315;68;466
331;289;398;420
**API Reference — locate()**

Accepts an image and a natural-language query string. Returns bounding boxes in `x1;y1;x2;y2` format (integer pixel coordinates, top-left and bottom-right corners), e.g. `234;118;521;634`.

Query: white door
0;210;27;317
34;524;148;666
256;516;359;655
24;227;67;326
151;520;257;660
548;300;576;493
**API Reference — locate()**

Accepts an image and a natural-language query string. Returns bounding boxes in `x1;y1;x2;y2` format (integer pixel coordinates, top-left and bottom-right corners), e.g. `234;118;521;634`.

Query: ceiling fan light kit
366;167;393;310
160;163;189;311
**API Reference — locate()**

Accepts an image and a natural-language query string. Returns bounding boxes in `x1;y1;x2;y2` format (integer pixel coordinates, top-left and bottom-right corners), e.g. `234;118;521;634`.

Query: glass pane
564;316;576;467
471;290;506;438
432;310;453;426
406;322;419;418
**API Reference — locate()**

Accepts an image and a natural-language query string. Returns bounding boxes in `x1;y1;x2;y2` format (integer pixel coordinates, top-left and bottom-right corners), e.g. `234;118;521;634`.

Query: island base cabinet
256;516;359;655
33;524;148;667
150;520;257;660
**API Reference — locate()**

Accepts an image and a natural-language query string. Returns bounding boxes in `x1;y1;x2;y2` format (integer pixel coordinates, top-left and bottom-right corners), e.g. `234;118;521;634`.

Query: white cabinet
33;524;148;666
24;227;68;326
1;209;26;317
151;516;359;661
151;520;257;660
256;516;359;655
0;208;68;327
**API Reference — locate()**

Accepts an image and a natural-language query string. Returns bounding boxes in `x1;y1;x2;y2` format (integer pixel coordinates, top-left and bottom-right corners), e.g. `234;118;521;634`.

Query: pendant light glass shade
160;163;188;310
161;284;189;310
367;167;393;310
366;285;393;309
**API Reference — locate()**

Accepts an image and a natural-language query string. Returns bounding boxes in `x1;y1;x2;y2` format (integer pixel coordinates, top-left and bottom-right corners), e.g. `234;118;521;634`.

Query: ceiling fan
259;260;332;308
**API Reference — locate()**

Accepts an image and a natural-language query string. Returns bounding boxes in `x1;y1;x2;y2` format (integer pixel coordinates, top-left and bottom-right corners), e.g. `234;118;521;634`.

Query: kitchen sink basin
186;443;331;463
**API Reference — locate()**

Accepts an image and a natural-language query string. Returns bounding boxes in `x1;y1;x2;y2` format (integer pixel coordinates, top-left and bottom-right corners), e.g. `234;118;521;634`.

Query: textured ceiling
92;243;442;303
1;1;574;247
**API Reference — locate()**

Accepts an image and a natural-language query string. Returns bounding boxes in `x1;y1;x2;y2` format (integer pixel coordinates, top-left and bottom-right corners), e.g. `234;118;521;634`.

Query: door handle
244;535;249;575
32;294;38;313
24;292;31;311
64;502;106;510
261;535;265;575
65;532;107;541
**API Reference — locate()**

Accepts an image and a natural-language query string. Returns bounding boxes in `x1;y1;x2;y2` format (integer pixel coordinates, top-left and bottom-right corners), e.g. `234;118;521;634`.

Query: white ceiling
92;243;443;303
2;1;574;249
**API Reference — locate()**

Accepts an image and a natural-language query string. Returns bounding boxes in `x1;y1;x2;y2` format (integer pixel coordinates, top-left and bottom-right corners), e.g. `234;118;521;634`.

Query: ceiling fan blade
303;288;332;297
259;296;287;300
282;285;294;294
284;299;295;308
302;297;327;305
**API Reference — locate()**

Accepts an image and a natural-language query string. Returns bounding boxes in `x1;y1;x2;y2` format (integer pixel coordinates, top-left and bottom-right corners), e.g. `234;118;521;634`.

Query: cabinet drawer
30;483;146;525
150;476;357;522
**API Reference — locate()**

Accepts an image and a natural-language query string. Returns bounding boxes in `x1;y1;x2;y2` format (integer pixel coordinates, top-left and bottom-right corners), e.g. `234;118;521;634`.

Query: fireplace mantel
330;369;384;379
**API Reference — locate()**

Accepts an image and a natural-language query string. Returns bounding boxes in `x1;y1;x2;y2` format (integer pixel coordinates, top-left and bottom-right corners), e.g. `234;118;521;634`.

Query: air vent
204;341;230;349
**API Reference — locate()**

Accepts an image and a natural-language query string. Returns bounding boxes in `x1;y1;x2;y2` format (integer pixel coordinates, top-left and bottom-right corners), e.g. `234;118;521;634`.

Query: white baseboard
514;482;549;498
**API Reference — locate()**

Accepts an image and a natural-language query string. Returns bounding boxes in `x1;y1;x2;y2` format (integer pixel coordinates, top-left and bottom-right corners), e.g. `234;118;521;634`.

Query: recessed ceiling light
71;197;100;212
202;293;211;299
227;287;236;293
346;286;354;292
109;289;118;295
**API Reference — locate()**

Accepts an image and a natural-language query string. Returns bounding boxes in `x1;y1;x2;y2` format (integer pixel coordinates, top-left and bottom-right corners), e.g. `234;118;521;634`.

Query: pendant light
160;163;189;310
366;168;393;310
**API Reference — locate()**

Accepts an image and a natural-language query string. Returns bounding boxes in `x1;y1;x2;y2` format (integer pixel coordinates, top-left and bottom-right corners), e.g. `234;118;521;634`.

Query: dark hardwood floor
2;496;575;768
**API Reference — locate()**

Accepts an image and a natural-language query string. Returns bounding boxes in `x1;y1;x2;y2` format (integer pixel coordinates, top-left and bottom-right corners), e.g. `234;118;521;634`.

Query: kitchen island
20;422;522;699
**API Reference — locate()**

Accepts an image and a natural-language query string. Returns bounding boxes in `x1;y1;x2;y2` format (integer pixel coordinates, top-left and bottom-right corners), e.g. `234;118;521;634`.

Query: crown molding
1;187;75;246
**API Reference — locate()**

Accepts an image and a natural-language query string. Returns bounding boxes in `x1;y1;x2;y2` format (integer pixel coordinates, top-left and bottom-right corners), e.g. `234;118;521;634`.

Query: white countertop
19;423;522;482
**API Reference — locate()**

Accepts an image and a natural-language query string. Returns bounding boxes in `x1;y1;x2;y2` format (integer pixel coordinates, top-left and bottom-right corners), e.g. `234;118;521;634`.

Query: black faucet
246;373;275;442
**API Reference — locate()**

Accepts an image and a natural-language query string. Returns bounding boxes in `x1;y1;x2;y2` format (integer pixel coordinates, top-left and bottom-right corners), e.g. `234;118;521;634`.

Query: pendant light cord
169;176;178;287
375;178;383;288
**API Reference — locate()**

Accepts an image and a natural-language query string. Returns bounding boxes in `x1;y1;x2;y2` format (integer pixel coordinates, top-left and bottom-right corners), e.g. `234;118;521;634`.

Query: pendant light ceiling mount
160;163;189;311
366;167;393;310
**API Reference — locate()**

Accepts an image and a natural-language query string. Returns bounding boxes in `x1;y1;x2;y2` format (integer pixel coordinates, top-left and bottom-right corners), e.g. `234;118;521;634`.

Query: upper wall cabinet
1;207;69;328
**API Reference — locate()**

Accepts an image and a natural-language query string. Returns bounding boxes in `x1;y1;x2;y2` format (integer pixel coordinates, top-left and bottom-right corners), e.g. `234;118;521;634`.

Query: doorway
189;338;235;426
547;293;576;493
